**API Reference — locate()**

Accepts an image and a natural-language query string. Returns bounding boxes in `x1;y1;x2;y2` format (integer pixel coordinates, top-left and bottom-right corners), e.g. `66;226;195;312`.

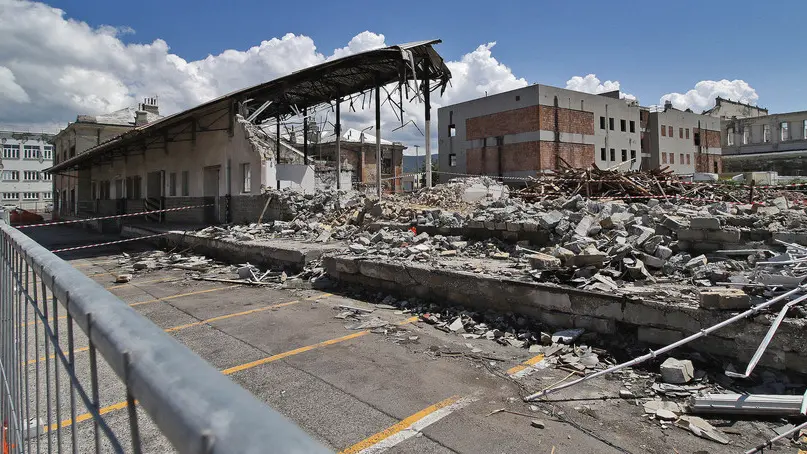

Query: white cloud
565;74;635;101
660;79;758;113
0;66;29;103
0;1;529;150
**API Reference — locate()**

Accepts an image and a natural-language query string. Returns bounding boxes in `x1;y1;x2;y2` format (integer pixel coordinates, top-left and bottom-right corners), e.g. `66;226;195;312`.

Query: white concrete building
0;131;55;211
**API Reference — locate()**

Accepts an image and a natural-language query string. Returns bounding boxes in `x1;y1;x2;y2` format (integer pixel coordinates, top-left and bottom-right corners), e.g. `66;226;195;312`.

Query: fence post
749;179;755;204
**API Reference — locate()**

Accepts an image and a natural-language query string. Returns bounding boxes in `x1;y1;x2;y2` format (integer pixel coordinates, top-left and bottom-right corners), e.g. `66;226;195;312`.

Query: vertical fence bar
87;314;100;454
33;273;41;454
0;234;7;448
41;275;52;454
67;312;77;453
124;352;142;454
52;285;63;452
24;261;31;454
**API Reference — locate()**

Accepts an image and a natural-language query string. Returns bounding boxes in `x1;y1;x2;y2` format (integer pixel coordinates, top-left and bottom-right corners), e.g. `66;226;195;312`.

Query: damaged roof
49;39;450;173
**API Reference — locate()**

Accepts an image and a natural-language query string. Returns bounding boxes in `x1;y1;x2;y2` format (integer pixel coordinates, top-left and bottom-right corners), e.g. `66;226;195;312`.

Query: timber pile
516;167;805;204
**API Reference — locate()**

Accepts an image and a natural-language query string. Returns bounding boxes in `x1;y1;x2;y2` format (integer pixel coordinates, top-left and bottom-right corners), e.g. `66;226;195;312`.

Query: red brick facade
466;140;594;174
537;105;594;136
465;105;594;140
695;153;723;174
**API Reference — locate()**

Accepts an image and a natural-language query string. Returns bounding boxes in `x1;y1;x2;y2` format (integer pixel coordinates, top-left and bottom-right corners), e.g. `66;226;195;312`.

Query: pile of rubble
517;166;806;204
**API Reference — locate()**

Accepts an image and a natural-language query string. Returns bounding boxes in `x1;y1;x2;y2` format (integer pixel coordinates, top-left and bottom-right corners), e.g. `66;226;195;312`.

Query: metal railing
0;217;329;453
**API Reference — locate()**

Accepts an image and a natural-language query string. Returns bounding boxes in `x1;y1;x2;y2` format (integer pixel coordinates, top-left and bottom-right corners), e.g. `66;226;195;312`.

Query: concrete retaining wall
123;225;341;272
323;255;807;374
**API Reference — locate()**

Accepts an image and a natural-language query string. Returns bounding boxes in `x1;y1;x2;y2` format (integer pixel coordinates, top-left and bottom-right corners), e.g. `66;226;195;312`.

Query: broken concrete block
133;260;156;271
639;253;665;269
660;357;694;384
655;409;678;421
618;389;635;399
529;253;562;269
490;252;510;260
690;217;720;230
654;245;673;260
115;274;132;283
569;248;607;268
551;247;576;265
237;266;254;279
552;328;584;344
699;287;751;310
675;416;729;444
772;196;789;210
349;243;367;254
643;235;665;254
574;215;595;237
677;229;706;241
448;318;464;332
530;419;546;429
753;205;780;216
440;250;457;257
685;255;707;269
705;229;741;243
539;210;564;229
661;215;686;231
450;241;468;250
412;232;430;243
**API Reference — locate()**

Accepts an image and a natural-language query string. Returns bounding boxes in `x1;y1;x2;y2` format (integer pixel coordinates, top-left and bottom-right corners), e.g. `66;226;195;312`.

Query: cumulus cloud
0;66;30;103
565;74;635;101
0;0;528;151
660;79;758;113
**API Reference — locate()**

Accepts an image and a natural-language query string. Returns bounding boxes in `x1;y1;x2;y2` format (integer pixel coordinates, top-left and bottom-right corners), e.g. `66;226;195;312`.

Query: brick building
640;102;723;174
437;85;641;182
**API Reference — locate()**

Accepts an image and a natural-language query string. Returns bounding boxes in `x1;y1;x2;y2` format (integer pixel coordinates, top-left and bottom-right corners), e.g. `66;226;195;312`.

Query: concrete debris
660;358;695;384
115;274;132;283
699;287;751;310
675;415;729;444
530;419;546;429
551;329;585;345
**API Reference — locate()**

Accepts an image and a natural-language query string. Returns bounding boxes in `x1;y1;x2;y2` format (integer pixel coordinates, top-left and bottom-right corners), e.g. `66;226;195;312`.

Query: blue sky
45;0;807;113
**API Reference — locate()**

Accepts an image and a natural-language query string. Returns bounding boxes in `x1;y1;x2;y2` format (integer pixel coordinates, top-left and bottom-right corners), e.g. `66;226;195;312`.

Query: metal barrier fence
0;218;329;453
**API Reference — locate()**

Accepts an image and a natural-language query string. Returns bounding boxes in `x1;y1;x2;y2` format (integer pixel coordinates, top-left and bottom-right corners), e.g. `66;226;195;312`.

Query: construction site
5;36;807;454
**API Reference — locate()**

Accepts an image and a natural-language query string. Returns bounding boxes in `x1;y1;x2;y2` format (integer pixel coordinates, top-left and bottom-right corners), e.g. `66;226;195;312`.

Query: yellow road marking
339;395;460;454
22;285;237;327
507;354;546;376
129;285;235;307
222;331;369;375
46;323;366;430
26;293;332;365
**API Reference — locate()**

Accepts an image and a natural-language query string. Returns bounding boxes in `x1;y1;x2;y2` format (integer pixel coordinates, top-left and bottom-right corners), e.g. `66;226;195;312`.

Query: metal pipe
424;80;432;189
336;100;341;191
690;393;807;416
375;83;382;198
744;419;807;454
303;107;308;163
525;284;807;401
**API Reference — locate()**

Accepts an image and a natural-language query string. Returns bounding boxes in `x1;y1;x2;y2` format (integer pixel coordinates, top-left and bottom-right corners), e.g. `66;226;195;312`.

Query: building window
621;149;627;161
241;163;251;193
600;117;606;129
2;170;19;181
22;192;38;200
126;176;142;199
69;145;76;158
168;172;177;196
694;131;701;146
804;120;807;140
448;124;456;137
671;153;677;164
668;126;673;137
42;192;52;200
661;125;666;137
449;153;457;167
23;145;41;160
679;153;684;164
620;119;626;132
609;118;614;130
600;148;607;161
743;127;750;145
43;146;53;160
685;128;690;139
40;172;52;181
781;122;789;141
727;128;734;146
714;161;719;173
686;154;691;165
630;150;636;161
23;171;38;181
181;171;190;196
763;124;771;142
2;144;20;159
679;128;683;138
115;179;123;199
662;152;667;164
2;193;19;201
629;120;635;133
609;148;615;161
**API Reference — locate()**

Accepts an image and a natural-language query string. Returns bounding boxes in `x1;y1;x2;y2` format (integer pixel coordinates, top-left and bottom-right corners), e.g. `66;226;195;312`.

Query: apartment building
703;97;768;120
720;111;807;174
0;131;55;210
52;98;161;216
437;85;641;183
641;102;722;174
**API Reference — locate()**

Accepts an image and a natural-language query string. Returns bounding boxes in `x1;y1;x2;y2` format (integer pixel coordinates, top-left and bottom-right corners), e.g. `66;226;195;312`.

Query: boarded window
241;163;251;193
668;126;673;137
449;153;457;167
181;171;190;196
661;125;666;137
169;172;177;196
662;152;667;164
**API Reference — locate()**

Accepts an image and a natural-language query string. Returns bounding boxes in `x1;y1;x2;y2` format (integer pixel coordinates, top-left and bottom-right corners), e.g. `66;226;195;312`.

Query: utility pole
424;80;432;188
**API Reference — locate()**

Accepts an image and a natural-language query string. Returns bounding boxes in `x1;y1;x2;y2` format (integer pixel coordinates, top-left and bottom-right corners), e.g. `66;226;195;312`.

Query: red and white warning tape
50;232;169;253
17;204;212;229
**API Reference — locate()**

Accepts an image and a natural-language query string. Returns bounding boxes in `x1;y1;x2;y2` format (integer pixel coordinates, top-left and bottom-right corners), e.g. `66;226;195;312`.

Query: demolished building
47;40;451;228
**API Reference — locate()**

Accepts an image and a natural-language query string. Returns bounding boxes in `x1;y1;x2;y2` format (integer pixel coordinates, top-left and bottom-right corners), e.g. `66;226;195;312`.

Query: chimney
141;96;160;116
664;100;673;111
134;110;149;126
